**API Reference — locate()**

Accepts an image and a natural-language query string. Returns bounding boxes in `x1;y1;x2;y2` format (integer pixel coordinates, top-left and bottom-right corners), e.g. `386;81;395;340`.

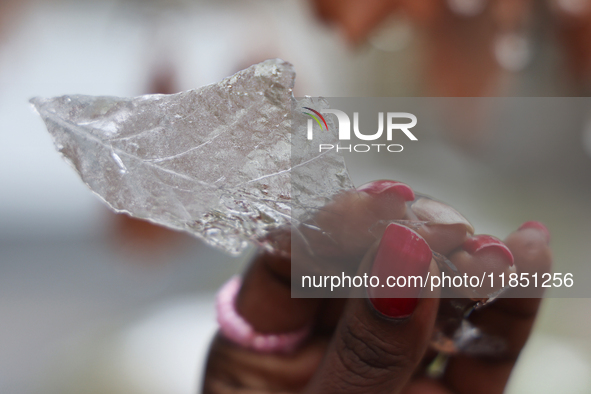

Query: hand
203;180;552;394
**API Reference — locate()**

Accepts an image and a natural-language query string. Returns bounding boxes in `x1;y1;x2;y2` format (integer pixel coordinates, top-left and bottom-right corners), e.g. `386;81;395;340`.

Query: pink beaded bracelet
216;276;311;353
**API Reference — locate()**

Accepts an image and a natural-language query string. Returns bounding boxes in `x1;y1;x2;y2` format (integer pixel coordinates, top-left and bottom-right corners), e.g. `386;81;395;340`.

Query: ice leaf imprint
30;59;353;255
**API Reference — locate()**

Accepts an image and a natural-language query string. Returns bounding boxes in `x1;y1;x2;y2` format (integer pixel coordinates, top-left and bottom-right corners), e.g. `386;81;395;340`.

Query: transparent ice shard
290;96;354;228
30;59;352;255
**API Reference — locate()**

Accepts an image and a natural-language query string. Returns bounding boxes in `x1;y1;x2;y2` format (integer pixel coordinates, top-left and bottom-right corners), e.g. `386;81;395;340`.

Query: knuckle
335;315;413;383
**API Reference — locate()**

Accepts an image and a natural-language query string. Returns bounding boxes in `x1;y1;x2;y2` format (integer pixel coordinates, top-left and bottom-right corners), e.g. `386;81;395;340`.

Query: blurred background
2;0;591;393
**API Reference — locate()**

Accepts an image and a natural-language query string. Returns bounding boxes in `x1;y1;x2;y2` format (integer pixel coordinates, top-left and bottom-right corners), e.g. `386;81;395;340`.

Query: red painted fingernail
518;221;550;244
462;235;514;266
368;223;432;318
358;180;415;202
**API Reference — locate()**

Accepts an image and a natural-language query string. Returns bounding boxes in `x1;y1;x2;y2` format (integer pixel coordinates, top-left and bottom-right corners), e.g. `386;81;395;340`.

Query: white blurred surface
46;295;218;394
508;334;591;394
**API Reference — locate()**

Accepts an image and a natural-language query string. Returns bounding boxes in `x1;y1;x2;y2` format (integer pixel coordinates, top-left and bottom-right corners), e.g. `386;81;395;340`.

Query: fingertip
411;197;474;234
410;197;474;255
505;222;553;276
446;235;515;297
462;235;514;267
358;180;415;202
368;223;432;318
517;221;551;245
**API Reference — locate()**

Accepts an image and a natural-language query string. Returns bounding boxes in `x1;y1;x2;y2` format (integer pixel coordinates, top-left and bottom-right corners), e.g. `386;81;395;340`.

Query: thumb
305;223;440;394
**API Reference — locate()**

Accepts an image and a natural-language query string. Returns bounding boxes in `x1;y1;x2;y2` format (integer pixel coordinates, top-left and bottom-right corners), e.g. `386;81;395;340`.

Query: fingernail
518;221;550;244
368;223;432;318
411;198;475;234
358;180;415;202
462;235;514;266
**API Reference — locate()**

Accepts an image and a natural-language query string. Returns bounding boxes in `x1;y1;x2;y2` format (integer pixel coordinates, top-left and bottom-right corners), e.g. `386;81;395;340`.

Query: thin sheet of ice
30;59;352;255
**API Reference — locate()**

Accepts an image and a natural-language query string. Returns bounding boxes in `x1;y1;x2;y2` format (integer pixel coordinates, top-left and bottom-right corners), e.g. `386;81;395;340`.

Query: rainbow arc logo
303;107;328;131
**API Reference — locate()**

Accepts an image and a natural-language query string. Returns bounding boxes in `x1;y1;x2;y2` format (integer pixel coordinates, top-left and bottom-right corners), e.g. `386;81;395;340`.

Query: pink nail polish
358;180;415;202
368;223;432;318
462;235;514;266
518;221;550;244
